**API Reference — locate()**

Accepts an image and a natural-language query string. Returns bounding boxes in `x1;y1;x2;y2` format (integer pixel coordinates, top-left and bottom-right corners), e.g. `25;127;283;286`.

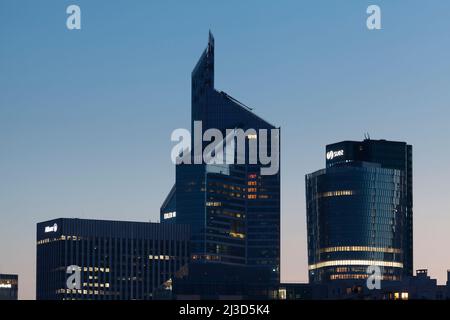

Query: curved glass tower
306;139;412;283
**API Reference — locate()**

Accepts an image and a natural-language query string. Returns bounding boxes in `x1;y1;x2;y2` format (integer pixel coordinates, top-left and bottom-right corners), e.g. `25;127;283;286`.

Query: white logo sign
326;150;344;160
45;223;58;233
163;211;176;220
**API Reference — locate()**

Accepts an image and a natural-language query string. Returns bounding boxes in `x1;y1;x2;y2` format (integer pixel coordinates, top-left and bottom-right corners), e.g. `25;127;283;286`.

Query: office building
161;32;280;298
0;274;18;300
305;139;413;284
36;218;190;300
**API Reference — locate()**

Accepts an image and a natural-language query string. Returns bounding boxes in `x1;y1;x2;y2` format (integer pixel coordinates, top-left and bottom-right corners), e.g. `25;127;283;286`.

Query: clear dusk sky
1;0;450;299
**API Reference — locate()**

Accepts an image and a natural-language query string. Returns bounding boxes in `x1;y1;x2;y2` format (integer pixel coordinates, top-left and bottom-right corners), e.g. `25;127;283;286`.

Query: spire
208;30;215;49
192;31;215;92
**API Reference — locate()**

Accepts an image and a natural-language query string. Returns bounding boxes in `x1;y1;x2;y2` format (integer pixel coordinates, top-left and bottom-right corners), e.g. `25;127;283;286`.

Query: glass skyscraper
306;139;413;283
161;32;280;298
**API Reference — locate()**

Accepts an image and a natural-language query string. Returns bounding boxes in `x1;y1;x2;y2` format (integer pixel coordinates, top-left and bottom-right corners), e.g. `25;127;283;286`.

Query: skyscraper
36;218;190;300
161;32;280;298
305;139;413;284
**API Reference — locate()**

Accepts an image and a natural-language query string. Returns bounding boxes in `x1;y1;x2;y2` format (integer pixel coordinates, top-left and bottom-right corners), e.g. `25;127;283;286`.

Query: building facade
0;274;18;300
161;32;280;298
306;139;413;284
36;218;190;300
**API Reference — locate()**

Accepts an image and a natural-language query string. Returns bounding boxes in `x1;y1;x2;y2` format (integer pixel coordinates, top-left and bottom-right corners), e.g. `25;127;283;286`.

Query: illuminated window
206;202;222;207
319;246;402;254
330;274;369;280
309;260;403;270
229;232;245;239
279;288;287;300
317;190;354;199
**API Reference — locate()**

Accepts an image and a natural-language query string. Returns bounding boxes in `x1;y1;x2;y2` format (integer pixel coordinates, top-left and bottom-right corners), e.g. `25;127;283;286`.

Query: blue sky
1;0;450;299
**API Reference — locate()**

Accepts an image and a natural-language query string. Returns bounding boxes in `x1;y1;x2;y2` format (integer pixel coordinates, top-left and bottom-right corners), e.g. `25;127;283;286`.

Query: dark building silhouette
161;32;280;298
36;218;190;300
305;139;413;284
278;269;450;300
0;274;18;300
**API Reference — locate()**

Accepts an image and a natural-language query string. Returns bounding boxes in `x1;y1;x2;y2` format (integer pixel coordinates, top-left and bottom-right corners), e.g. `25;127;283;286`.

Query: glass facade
162;32;280;295
306;139;413;283
36;218;190;300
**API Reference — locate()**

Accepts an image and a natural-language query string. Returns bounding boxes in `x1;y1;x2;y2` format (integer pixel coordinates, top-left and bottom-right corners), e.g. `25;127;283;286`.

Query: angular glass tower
306;139;413;283
161;32;280;297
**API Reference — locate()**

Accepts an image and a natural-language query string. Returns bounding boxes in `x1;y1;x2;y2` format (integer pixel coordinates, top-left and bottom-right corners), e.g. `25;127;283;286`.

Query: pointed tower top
208;30;215;48
192;31;215;90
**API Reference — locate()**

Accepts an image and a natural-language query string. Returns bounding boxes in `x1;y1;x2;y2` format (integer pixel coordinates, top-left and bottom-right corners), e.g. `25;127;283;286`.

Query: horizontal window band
309;260;404;270
319;246;402;254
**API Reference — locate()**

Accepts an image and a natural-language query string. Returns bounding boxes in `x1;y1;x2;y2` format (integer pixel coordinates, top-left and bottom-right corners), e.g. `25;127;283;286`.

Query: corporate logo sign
45;223;58;233
326;150;344;160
